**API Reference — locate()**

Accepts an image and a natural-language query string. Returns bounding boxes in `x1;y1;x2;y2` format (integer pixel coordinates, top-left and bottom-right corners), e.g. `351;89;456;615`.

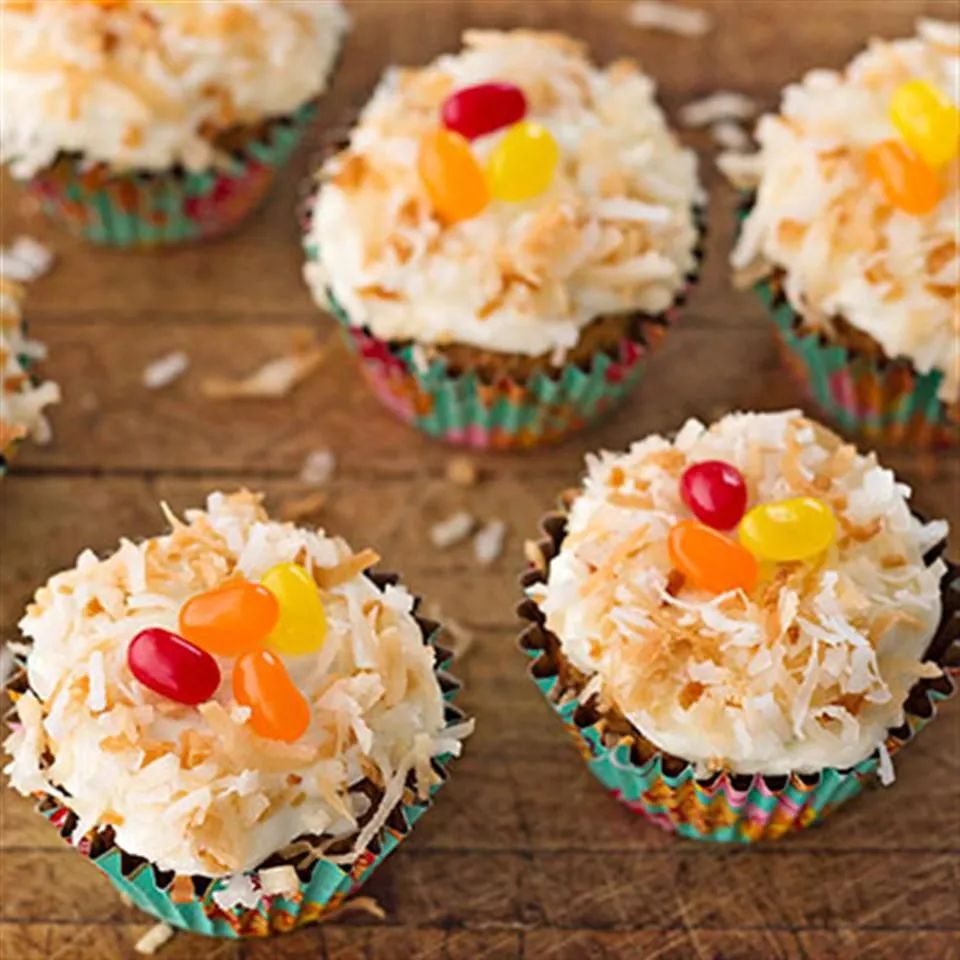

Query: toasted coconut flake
0;236;54;282
280;490;328;523
258;864;300;897
134;922;174;956
680;91;757;128
201;341;327;399
142;350;189;390
710;120;751;152
474;519;507;567
626;1;712;36
299;447;336;486
430;511;474;549
446;456;479;487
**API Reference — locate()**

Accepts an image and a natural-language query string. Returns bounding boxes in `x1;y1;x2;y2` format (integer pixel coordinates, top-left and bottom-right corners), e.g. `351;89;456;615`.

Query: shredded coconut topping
304;30;702;358
724;20;960;402
4;491;468;876
1;0;348;175
532;411;947;775
1;275;60;460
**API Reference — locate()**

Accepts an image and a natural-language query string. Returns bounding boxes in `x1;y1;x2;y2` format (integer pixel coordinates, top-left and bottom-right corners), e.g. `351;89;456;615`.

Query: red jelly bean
179;581;279;657
128;628;221;705
441;82;527;141
680;460;748;530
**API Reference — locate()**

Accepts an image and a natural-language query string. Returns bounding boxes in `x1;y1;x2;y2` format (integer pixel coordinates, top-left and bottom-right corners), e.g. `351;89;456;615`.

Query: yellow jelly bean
890;79;960;169
486;121;559;202
261;562;327;655
739;497;837;563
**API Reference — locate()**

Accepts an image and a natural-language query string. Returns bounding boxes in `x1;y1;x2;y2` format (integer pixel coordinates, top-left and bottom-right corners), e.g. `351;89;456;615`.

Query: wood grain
2;1;959;958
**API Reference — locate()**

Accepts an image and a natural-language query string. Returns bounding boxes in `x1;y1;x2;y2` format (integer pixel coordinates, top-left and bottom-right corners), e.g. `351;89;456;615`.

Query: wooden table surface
2;2;959;958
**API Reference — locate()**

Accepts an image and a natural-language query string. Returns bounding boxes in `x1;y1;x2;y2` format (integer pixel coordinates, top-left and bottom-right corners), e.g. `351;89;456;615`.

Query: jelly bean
739;496;836;563
441;82;528;141
261;562;328;656
233;649;310;742
417;129;489;224
128;628;220;705
865;140;943;215
179;581;278;657
486;121;559;202
667;519;758;595
680;461;748;531
890;79;960;169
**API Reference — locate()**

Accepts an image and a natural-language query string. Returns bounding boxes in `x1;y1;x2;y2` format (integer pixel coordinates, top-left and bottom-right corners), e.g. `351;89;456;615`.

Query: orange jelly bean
417;128;489;224
864;140;943;215
179;581;278;657
667;519;758;595
233;649;310;743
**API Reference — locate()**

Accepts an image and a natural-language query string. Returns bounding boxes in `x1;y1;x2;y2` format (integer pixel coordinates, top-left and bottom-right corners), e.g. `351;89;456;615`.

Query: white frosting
1;276;59;460
724;19;960;403
4;492;469;876
1;0;348;175
532;411;947;776
304;30;702;358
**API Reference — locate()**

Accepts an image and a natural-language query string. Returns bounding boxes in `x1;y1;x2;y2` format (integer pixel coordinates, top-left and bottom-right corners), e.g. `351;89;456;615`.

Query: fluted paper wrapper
17;102;316;249
8;573;467;938
519;507;959;842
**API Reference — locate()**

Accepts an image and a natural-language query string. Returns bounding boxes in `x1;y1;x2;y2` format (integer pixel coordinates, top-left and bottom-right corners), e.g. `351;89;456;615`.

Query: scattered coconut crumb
422;600;475;661
258;864;300;897
280;490;328;523
430;511;474;549
446;455;478;487
710;120;751;152
324;895;387;923
626;0;712;37
474;519;507;567
299;447;336;486
679;91;757;127
201;342;327;399
877;742;896;786
0;236;54;282
134;922;174;956
142;350;189;390
0;645;13;688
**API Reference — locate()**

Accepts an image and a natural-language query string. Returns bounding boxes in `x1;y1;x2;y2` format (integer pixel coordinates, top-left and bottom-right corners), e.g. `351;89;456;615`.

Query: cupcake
520;410;957;841
4;491;470;937
1;275;59;472
303;30;703;449
1;0;347;247
723;19;959;447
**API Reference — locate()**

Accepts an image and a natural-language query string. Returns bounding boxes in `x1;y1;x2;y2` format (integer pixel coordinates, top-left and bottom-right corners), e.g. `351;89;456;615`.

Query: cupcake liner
8;572;468;938
518;504;960;843
19;102;317;249
303;201;703;450
736;201;958;447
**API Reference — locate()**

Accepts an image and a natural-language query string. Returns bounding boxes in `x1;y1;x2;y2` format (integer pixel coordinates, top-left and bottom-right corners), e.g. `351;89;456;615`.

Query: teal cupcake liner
18;102;317;248
519;504;959;842
8;572;468;938
736;200;957;447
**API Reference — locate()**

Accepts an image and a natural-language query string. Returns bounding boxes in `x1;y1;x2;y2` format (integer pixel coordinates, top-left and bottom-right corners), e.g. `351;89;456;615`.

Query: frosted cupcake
520;410;957;841
4;491;470;937
303;30;703;449
1;0;347;247
1;275;59;471
723;19;959;446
